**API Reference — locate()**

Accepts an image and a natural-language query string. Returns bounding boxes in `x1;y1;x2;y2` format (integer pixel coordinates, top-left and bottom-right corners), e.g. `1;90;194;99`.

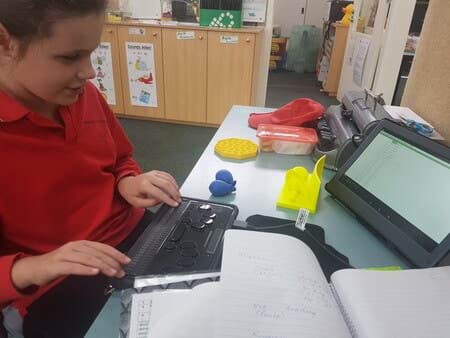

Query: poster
90;42;116;105
126;42;158;108
345;36;356;66
352;37;371;87
243;0;267;23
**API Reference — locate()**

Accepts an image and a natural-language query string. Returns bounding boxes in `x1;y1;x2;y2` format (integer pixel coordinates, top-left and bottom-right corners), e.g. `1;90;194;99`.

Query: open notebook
128;229;450;338
218;230;450;338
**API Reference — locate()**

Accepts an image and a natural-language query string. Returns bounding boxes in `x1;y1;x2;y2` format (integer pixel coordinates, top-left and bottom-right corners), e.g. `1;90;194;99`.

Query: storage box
270;37;288;71
256;124;318;155
200;9;242;28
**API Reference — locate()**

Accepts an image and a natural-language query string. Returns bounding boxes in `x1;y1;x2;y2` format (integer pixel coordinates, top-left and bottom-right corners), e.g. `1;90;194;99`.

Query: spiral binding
330;283;360;338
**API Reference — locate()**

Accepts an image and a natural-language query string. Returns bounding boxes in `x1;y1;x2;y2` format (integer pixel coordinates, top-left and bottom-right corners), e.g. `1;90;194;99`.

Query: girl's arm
96;88;143;185
0;253;36;306
96;87;181;207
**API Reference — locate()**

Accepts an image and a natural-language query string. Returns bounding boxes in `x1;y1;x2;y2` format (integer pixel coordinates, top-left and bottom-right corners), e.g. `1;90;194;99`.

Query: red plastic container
256;124;318;155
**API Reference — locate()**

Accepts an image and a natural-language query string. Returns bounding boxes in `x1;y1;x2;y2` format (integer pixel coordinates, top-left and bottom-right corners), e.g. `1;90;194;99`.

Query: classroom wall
273;0;307;37
273;0;329;36
401;0;450;141
304;0;329;29
108;0;120;10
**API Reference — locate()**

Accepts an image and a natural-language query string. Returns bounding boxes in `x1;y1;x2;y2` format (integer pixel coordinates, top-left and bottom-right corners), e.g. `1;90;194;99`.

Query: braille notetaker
110;197;239;290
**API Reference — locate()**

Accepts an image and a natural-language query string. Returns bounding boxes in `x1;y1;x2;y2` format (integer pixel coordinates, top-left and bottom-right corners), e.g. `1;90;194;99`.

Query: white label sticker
295;208;309;231
128;27;146;36
177;31;195;40
220;35;239;44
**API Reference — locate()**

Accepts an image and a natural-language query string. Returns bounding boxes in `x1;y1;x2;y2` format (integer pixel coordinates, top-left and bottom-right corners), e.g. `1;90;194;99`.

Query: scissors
399;114;434;137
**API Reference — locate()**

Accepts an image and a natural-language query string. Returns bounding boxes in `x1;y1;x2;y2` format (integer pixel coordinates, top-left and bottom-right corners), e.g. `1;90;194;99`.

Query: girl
0;1;181;337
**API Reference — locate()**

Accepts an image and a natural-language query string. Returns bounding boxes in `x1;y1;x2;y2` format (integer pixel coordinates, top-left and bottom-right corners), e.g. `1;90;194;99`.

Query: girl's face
4;13;104;107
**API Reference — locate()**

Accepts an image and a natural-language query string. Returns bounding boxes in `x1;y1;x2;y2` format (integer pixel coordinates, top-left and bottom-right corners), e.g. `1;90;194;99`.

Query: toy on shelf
209;169;237;197
276;155;326;213
339;4;354;26
215;138;258;160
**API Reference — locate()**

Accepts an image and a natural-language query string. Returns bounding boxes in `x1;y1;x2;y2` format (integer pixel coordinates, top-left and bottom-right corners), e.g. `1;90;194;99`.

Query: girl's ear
0;23;19;61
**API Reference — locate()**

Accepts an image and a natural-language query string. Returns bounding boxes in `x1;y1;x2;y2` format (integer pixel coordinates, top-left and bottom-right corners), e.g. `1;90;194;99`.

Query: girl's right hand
11;241;131;290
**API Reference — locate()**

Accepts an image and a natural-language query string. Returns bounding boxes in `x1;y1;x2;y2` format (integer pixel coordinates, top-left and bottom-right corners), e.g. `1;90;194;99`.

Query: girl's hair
0;0;107;48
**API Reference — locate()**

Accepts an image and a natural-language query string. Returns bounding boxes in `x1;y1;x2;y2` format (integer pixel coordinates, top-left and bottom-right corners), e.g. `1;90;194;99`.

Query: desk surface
86;105;408;337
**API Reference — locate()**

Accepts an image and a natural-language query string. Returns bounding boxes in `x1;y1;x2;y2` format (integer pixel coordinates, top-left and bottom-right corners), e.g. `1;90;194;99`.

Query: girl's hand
11;241;131;290
117;171;181;208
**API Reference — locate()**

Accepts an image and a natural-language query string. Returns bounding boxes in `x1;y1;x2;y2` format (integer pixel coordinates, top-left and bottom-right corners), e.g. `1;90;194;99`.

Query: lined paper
129;282;219;338
215;230;351;338
332;266;450;338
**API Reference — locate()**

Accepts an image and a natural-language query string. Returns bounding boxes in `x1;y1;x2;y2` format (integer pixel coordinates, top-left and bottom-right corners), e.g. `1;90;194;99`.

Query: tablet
326;119;450;267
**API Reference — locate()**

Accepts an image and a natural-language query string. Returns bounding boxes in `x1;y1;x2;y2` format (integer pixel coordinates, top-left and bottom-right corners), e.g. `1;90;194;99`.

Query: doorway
266;0;338;109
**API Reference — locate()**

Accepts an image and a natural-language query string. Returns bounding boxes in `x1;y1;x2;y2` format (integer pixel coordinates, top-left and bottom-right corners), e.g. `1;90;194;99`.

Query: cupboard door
163;29;207;123
322;24;349;96
118;26;165;118
91;25;124;114
207;32;256;125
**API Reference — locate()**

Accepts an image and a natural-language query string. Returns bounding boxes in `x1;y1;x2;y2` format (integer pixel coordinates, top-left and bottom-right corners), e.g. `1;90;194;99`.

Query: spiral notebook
126;229;450;338
216;230;450;338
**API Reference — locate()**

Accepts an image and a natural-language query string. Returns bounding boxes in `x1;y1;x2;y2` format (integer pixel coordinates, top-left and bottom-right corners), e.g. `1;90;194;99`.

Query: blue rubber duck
209;170;237;197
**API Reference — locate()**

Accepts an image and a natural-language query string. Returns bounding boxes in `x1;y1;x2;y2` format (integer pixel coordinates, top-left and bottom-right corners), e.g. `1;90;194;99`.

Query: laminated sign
126;42;158;108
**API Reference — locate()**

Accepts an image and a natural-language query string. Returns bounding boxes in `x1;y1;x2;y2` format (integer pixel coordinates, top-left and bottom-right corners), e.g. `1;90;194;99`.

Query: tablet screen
344;131;450;250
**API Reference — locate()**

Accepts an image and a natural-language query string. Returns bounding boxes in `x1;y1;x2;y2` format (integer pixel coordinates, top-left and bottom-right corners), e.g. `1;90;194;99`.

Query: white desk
86;105;408;337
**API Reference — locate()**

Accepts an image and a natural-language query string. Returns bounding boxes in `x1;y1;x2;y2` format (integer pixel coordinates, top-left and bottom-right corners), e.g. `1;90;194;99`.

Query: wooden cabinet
117;26;165;119
162;29;207;123
207;32;256;125
320;23;349;96
94;25;124;114
102;22;262;125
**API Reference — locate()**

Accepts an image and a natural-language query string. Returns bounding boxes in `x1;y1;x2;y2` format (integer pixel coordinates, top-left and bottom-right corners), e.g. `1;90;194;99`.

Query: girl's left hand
118;171;181;208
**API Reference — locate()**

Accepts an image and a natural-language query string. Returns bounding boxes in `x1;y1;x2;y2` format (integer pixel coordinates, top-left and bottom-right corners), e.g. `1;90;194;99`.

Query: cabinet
101;22;262;125
207;32;256;125
117;26;165;119
320;23;349;96
162;29;207;123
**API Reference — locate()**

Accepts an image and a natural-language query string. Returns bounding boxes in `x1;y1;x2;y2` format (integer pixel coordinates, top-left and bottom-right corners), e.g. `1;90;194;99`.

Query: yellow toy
276;155;326;213
215;138;258;160
339;4;354;26
106;13;122;22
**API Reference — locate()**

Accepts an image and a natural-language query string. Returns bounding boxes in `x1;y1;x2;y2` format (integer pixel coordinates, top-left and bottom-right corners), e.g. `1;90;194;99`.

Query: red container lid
256;124;318;144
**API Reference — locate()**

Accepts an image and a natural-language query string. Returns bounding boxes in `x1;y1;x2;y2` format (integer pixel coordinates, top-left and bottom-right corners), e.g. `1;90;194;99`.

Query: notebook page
215;230;351;338
331;266;450;338
129;282;219;338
